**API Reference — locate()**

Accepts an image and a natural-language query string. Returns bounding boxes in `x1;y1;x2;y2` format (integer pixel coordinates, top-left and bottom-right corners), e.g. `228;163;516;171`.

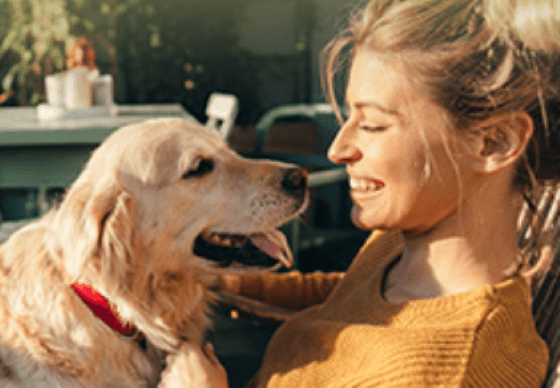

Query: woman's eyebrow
348;100;402;118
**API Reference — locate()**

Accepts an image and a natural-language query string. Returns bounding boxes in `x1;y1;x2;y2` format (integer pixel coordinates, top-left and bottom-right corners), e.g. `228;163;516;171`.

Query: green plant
0;0;71;105
0;0;313;124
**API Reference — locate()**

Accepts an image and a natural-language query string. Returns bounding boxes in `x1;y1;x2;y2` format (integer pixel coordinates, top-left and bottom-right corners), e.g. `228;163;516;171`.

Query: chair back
518;181;560;387
253;103;340;156
205;92;239;140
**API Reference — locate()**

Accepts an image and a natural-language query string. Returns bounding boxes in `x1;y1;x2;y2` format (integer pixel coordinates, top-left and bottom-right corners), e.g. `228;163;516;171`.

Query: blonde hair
322;0;560;278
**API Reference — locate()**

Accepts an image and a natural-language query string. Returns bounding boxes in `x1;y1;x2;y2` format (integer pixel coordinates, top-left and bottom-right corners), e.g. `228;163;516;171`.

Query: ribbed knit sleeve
462;294;549;387
237;271;344;310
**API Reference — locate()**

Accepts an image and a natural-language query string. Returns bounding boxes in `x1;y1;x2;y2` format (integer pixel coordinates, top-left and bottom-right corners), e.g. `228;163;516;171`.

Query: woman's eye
359;124;387;132
182;158;214;179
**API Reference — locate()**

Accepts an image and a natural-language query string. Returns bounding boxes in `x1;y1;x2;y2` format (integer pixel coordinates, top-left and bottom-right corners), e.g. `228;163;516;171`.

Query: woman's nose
327;125;361;164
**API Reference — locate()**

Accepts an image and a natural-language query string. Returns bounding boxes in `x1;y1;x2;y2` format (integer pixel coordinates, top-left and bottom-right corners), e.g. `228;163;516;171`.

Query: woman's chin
351;206;382;231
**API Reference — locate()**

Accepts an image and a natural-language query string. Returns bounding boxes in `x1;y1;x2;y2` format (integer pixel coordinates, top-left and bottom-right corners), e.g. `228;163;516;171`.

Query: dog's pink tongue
250;230;294;268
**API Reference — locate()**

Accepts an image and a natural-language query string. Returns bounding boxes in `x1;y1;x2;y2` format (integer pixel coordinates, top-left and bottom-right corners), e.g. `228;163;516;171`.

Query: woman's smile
348;176;385;194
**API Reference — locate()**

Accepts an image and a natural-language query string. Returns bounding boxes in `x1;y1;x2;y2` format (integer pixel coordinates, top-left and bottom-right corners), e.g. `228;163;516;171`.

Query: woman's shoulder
460;276;549;387
381;276;549;386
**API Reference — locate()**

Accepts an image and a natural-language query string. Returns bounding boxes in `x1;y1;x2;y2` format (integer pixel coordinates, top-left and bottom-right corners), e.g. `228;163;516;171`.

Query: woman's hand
158;342;228;388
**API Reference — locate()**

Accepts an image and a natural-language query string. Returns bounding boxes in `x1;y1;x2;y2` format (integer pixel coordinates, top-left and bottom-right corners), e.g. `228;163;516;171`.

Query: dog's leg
157;343;227;388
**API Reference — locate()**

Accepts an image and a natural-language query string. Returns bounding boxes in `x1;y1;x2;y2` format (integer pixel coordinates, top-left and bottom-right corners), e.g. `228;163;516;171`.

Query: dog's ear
53;178;138;287
95;188;139;291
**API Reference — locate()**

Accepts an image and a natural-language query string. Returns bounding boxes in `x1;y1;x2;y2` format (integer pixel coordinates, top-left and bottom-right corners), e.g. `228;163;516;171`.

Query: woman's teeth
349;178;383;192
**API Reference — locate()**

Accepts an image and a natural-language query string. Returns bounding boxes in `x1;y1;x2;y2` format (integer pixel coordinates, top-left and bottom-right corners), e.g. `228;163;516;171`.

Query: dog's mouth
193;229;293;269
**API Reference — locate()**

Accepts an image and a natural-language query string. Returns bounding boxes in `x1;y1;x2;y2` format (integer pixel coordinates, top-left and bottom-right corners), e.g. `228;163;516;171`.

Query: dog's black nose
282;167;307;194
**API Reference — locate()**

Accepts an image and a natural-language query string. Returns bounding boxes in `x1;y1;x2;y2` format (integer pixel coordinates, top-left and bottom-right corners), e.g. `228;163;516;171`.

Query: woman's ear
468;111;534;174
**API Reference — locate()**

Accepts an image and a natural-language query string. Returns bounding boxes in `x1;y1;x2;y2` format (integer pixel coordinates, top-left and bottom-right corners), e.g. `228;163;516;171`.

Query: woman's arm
220;270;344;310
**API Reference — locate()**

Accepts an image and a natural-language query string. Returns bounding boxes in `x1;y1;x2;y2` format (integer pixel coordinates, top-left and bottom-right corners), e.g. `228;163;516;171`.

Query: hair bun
484;0;560;52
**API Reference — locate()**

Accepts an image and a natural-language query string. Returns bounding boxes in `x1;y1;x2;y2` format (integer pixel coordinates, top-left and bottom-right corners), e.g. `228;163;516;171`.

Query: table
0;104;197;217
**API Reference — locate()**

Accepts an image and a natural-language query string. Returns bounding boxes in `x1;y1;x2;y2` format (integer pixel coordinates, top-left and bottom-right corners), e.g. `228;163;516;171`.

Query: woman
204;0;560;386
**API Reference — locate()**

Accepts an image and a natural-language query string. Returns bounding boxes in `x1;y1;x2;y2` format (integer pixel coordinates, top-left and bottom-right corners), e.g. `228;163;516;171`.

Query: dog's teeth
201;231;214;241
222;237;233;246
200;231;249;248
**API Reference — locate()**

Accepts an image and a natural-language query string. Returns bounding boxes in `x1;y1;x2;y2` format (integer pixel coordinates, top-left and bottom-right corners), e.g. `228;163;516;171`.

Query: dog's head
48;118;308;347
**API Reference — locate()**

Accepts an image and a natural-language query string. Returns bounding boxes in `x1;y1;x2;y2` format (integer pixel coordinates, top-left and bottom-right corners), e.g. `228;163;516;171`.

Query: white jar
93;74;114;106
44;74;66;106
65;68;92;109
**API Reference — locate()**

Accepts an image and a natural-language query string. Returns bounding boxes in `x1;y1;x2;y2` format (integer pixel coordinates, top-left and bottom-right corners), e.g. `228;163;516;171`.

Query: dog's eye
183;158;214;179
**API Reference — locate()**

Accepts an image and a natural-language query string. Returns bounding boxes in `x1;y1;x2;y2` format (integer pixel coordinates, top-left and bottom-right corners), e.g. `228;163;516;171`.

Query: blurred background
0;0;360;122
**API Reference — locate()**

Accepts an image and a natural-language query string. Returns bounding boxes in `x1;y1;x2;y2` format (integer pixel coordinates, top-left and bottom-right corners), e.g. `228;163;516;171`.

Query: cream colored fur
0;118;306;387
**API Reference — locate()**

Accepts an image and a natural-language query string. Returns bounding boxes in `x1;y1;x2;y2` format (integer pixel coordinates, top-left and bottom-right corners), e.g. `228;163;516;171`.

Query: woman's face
328;49;473;234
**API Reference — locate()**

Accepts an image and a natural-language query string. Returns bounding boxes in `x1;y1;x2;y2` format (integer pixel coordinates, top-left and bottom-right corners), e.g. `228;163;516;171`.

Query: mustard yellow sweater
237;231;549;387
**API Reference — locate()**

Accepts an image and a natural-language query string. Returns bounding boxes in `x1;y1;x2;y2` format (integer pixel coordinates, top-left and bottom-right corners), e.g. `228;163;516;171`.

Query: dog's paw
157;343;228;388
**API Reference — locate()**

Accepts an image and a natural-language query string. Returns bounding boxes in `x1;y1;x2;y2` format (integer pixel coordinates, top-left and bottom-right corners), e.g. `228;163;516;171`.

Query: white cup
65;68;92;109
45;74;66;106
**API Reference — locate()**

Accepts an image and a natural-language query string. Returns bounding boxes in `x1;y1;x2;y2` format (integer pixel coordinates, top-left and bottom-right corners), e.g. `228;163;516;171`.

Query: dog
0;118;308;387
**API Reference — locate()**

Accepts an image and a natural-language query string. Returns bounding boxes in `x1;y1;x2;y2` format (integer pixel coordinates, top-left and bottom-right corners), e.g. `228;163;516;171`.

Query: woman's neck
384;181;523;303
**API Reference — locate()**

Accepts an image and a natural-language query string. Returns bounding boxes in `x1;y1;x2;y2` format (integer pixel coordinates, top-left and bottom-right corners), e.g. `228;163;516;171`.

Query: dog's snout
281;167;307;194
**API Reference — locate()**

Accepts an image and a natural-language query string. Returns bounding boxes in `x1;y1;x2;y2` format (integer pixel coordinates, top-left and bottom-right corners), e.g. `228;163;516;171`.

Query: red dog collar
72;283;137;337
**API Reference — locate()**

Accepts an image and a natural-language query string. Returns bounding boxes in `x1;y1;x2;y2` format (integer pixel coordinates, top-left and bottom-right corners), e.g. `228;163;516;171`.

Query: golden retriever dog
0;118;308;387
